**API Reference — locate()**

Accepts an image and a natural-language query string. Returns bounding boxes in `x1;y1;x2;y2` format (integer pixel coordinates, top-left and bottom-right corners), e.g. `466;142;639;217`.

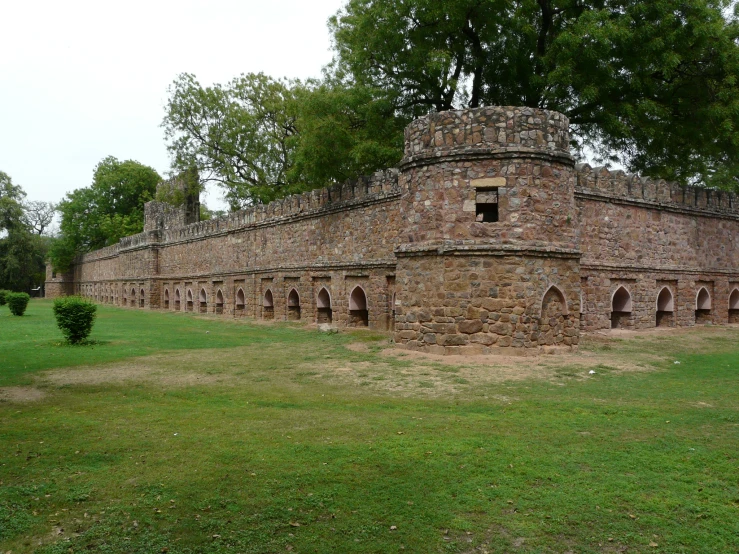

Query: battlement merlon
575;164;739;216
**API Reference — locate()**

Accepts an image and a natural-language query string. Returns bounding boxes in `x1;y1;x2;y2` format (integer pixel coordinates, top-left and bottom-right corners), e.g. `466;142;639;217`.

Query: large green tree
330;0;739;186
0;171;49;292
50;157;161;271
163;73;406;208
163;73;301;208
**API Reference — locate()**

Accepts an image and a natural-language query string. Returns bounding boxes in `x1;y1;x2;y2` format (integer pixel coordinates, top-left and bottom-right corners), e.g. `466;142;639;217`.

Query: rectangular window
475;188;499;222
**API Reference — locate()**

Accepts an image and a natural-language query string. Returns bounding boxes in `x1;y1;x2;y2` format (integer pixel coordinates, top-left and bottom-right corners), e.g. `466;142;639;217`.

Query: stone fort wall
46;106;739;353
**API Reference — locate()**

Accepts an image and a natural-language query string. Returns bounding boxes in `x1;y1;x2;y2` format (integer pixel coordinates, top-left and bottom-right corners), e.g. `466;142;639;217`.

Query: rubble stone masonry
46;106;739;353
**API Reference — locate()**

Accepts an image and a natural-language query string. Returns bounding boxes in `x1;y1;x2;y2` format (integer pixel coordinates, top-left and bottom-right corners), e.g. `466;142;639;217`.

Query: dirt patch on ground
27;325;739;399
39;350;239;388
0;386;47;403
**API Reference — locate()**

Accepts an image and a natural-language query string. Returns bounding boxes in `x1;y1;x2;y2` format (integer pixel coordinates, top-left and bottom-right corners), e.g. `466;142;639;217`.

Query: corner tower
394;106;581;353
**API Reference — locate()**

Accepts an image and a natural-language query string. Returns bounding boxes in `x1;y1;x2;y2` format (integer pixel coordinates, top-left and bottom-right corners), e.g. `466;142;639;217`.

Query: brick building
46;106;739;353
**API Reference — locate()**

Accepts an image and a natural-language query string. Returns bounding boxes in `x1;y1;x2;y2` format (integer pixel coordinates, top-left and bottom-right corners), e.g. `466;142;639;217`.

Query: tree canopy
163;0;739;207
0;171;50;292
50;157;161;271
330;0;739;186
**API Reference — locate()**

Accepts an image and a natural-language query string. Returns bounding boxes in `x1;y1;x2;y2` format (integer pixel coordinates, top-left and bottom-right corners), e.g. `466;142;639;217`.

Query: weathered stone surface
47;105;739;354
458;320;484;334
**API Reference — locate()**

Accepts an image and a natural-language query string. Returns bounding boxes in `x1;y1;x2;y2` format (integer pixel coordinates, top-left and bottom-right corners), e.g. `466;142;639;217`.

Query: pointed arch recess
729;288;739;323
199;288;208;313
656;287;674;328
186;289;194;312
316;287;333;324
695;286;712;324
175;288;181;311
215;289;224;314
263;289;274;319
610;286;632;329
139;288;145;308
235;287;245;315
540;285;568;317
164;288;170;310
349;286;369;327
539;285;568;346
287;288;301;320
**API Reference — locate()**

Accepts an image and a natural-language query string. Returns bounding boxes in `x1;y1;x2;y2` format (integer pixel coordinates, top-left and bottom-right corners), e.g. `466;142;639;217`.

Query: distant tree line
0;171;55;292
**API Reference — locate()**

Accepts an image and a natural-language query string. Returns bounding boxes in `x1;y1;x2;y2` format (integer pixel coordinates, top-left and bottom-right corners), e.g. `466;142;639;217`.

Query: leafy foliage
163;73;300;208
0;289;8;306
329;0;739;187
52;296;97;344
0;171;49;292
6;292;30;316
51;157;161;271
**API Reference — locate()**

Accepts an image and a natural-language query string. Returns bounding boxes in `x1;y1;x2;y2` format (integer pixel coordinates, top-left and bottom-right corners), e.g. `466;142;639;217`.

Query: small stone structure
46;106;739;354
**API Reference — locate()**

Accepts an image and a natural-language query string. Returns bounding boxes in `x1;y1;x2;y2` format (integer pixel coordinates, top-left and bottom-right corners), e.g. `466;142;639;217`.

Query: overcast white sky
0;0;345;210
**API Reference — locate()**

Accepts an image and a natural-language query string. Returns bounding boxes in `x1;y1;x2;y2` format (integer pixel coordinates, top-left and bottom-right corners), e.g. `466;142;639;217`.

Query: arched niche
174;288;181;311
186;289;194;312
656;287;674;328
199;288;208;313
235;288;245;316
164;288;170;309
316;287;332;324
139;288;145;308
730;288;739;323
539;285;568;346
130;288;137;307
215;289;224;314
610;286;632;329
263;289;274;319
349;286;369;327
695;287;712;324
287;289;301;320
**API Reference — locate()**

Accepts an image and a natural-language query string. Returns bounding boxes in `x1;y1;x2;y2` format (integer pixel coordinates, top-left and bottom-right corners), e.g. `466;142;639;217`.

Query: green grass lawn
1;300;738;553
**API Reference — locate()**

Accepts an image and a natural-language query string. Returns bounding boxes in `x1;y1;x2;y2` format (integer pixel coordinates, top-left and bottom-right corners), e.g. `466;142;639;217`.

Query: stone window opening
316;287;332;324
235;288;245;316
610;286;633;329
216;289;224;314
539;285;568;346
695;287;711;324
199;288;208;313
139;288;145;308
186;289;194;312
287;289;301;320
390;292;397;328
729;288;739;323
349;286;369;327
52;270;56;279
164;289;170;309
130;288;137;307
263;289;274;319
174;289;181;311
475;188;499;223
656;287;674;328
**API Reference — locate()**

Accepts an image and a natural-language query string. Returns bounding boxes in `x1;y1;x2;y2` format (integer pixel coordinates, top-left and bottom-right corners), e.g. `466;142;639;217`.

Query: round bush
0;289;8;306
52;296;97;344
7;292;30;316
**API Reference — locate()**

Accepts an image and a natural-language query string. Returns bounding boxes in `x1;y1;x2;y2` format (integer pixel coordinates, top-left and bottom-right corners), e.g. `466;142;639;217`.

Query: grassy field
1;300;738;553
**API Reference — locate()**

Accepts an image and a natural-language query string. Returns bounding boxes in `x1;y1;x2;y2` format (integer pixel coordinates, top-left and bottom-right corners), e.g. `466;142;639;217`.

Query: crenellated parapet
575;164;739;216
160;169;400;244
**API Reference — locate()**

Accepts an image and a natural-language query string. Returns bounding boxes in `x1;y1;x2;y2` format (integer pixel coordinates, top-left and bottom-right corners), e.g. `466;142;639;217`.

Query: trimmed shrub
7;292;30;316
0;290;8;306
52;296;97;344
